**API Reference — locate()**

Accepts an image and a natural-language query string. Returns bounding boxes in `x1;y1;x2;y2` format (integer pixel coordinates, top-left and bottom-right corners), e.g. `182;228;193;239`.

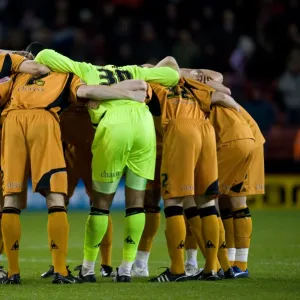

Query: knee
218;194;231;210
3;194;22;210
144;188;161;208
46;193;65;208
125;186;145;208
195;195;216;208
230;196;247;209
92;190;113;210
183;196;196;210
200;199;216;208
164;197;184;208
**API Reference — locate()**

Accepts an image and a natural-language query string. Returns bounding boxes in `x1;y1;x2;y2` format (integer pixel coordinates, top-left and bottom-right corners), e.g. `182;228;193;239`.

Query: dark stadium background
2;0;300;208
0;2;299;299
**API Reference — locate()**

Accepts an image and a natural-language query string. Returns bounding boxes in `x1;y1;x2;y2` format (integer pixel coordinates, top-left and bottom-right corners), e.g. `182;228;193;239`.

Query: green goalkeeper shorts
91;105;156;183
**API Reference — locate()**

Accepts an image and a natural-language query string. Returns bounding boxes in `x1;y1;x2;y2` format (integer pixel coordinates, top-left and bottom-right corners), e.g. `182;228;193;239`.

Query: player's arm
155;56;180;73
69;76;147;109
77;85;146;103
0;52;50;75
154;57;222;83
185;78;238;111
211;92;240;111
18;60;50;76
112;80;148;91
199;69;223;83
135;65;179;86
77;85;146;102
206;80;231;95
35;49;91;78
182;68;223;83
81;86;146;110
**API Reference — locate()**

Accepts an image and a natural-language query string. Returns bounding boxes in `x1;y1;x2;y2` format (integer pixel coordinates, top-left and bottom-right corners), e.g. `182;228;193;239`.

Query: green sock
123;208;145;262
83;208;109;263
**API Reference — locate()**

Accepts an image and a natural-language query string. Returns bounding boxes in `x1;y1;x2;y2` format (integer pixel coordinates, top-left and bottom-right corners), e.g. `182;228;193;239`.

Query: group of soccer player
0;41;264;285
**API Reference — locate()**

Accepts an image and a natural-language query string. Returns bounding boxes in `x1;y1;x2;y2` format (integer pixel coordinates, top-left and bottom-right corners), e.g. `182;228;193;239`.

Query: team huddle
0;42;265;284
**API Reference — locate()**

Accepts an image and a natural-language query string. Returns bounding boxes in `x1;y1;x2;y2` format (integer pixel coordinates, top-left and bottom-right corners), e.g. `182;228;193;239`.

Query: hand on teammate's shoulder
206;80;231;95
212;91;240;112
131;90;147;103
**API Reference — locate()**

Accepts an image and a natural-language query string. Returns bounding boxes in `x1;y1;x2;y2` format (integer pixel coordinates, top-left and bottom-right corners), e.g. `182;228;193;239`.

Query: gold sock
233;207;252;271
221;209;235;265
2;207;21;276
47;227;54;265
138;206;160;252
165;206;186;274
185;227;197;250
100;214;113;267
217;217;231;271
48;207;69;276
184;215;198;251
0;212;4;257
199;206;219;273
184;207;205;257
188;217;206;257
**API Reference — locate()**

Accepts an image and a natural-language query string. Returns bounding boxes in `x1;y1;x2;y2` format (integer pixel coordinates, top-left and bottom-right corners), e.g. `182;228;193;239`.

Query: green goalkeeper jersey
35;49;179;123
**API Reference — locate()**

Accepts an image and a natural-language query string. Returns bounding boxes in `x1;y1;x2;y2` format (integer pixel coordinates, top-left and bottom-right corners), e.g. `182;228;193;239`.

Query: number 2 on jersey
97;68;133;85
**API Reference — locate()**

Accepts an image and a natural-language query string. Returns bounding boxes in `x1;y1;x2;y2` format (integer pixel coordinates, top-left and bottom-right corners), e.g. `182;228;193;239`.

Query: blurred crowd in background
1;0;300;164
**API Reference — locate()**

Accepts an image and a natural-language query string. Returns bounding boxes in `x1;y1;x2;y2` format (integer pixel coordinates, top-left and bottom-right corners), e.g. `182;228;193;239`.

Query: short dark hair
25;42;46;58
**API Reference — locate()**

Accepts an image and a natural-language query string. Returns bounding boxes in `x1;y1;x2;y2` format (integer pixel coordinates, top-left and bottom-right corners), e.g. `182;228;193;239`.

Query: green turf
0;210;300;299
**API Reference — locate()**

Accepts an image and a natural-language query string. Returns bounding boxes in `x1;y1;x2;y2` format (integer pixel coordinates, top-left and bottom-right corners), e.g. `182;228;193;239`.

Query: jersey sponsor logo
0;76;11;84
180;185;194;192
7;182;22;189
255;184;264;191
17;86;44;92
17;74;49;91
100;171;122;178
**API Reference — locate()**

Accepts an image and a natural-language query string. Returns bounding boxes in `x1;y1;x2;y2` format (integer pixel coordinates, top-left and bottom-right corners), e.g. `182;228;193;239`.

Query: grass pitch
1;210;299;300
